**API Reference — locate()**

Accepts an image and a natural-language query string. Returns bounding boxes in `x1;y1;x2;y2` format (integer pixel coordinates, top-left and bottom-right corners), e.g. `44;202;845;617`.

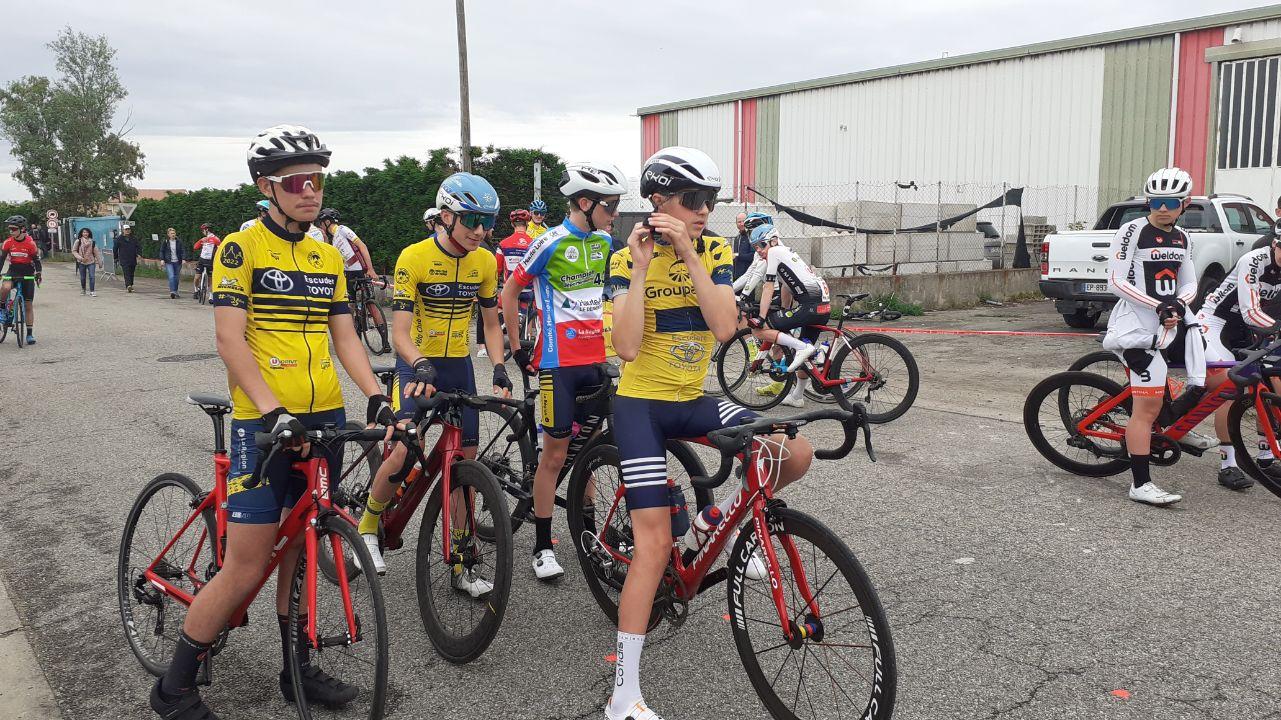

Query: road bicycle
1225;341;1281;494
117;393;403;719
192;264;213;305
0;274;34;347
716;293;919;421
566;404;896;720
351;276;390;355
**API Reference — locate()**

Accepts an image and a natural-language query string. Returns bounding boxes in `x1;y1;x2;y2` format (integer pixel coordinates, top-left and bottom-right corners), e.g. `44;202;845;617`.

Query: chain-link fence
617;180;1132;277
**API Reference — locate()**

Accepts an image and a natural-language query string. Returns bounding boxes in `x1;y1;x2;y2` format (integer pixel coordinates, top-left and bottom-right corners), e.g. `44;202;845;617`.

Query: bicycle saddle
186;393;232;415
837;292;869;303
371;363;397;376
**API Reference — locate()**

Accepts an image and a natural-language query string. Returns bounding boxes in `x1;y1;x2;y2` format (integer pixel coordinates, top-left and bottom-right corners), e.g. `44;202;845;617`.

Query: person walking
114;224;141;292
71;227;103;296
731;211;753;279
158;227;186;298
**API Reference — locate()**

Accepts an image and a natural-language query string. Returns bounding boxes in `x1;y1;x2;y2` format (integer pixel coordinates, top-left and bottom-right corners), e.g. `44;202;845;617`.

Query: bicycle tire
1023;371;1131;477
1228;392;1281;499
362;301;389;355
118;473;217;677
473;402;536;542
415;459;513;664
824;332;918;421
319;421;384;583
14;297;25;348
0;300;8;344
1067;350;1129;389
565;440;710;629
728;507;896;720
718;327;792;411
287;513;389;720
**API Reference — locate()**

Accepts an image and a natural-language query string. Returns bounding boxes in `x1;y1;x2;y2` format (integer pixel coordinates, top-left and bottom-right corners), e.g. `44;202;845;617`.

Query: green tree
0;27;145;215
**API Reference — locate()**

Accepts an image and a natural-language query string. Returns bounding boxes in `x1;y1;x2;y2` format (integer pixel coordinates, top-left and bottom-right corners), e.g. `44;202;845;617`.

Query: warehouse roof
637;4;1281;115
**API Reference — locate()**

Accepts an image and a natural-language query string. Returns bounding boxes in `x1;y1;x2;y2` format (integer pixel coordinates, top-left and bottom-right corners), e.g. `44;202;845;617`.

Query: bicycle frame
1073;379;1247;443
753;324;875;392
592;438;820;643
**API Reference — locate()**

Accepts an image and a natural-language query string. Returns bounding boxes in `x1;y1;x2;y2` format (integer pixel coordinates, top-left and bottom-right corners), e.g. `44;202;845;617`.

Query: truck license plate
1081;282;1109;294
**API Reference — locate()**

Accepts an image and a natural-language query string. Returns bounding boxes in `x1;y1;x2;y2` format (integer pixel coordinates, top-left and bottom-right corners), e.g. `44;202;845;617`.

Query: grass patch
133;265;168;279
848;294;923;317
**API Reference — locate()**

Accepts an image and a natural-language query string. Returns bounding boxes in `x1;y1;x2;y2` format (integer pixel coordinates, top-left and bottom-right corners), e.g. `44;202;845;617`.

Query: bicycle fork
753;499;825;646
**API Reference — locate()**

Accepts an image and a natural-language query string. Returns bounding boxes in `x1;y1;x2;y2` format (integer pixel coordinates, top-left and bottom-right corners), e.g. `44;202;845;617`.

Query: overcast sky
0;0;1265;202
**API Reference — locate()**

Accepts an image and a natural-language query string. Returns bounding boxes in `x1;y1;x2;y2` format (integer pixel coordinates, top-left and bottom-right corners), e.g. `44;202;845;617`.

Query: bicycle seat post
212;413;227;455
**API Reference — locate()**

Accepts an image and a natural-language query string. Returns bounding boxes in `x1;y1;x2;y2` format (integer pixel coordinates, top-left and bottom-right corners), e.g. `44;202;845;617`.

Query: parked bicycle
117;393;402;719
566;404;897;720
715;293;919;421
352;276;390;355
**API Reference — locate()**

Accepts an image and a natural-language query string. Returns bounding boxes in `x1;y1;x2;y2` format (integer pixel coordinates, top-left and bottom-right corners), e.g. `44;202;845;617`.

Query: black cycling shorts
767;302;830;344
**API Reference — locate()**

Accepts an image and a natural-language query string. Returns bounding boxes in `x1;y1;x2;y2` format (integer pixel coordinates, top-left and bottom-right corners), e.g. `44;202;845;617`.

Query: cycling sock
160;631;212;699
359;496;388;536
1258;434;1275;463
773;332;807;352
1220;443;1236;469
278;614;310;671
609;631;646;714
1130;454;1152;489
534;515;553;554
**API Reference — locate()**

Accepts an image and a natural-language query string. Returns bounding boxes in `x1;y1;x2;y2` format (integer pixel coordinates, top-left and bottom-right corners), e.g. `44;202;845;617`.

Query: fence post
935;181;943;273
892;183;900;273
1000;182;1009;268
854;181;861;271
1072;184;1079;226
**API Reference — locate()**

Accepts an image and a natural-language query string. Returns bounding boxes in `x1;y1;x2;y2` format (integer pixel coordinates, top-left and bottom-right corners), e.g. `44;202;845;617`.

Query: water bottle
814;341;830;368
681;505;723;552
667;479;690;539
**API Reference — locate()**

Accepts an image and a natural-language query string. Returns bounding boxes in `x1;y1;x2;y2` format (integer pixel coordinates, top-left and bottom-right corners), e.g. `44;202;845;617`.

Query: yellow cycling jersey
527;222;549;239
211;222;350;420
606;235;734;401
392;237;498;358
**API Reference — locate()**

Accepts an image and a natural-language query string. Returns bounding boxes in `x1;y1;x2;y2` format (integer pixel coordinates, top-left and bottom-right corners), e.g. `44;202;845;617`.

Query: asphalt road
2;263;1279;720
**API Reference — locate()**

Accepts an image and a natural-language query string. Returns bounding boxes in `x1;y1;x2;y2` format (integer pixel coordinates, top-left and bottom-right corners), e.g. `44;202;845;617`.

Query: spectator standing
158;227;186;298
731;212;753;279
30;223;52;255
114;224;141;292
71;227;103;296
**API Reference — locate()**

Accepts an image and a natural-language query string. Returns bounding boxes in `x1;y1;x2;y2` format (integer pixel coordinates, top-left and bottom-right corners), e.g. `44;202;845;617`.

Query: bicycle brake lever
860;411;876;463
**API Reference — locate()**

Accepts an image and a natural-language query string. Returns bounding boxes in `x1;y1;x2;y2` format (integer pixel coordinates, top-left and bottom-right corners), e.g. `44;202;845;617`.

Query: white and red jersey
1106;217;1196;313
496;231;533;281
194;234;221;261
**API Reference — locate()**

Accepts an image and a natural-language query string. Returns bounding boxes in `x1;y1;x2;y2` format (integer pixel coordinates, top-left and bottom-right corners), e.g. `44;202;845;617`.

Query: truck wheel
1062;310;1100;329
1192;267;1225;311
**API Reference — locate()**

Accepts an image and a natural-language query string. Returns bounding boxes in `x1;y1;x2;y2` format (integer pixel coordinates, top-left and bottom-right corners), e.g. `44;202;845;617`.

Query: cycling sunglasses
672;188;720;212
595;198;623;216
265;171;326;194
456;212;497;230
1148;197;1182;211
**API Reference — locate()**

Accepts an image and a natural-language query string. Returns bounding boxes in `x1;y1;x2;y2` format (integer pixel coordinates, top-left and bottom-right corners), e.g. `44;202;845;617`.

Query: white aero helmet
1144;168;1193;199
560;161;629;198
423;207;442;224
639;146;721;196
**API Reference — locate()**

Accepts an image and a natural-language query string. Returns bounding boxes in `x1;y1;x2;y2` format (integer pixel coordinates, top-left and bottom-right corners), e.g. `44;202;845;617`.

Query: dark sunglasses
457;212;497;230
265;171;326;194
1148;197;1182;211
595;198;623;216
671;189;720;212
6;226;19;232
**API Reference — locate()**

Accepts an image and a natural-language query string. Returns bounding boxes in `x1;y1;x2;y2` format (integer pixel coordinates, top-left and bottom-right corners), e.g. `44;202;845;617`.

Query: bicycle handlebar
254;424;418;453
690;404;874;490
1227;324;1281;388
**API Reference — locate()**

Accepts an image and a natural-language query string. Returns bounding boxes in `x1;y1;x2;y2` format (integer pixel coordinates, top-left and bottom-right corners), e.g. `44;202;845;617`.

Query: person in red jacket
1;215;43;344
496;209;535;342
191;223;221;298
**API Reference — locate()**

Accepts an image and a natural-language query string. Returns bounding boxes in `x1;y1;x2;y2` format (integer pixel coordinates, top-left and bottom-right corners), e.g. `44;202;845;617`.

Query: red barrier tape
841;326;1101;338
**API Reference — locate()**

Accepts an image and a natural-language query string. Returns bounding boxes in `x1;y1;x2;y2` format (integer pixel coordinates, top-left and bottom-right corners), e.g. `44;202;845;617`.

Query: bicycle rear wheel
415;460;513;663
118;473;217;676
1229;391;1281;499
729;507;896;720
1023;371;1130;477
320;423;384;583
286;513;388;720
13;297;25;348
823;332;918;421
473;402;535;541
718;327;791;411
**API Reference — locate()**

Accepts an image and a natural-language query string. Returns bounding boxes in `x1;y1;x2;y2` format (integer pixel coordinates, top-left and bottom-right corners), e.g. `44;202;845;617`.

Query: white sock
773;332;808;352
1220;443;1235;470
786;382;806;400
609;631;646;714
1258;435;1275;462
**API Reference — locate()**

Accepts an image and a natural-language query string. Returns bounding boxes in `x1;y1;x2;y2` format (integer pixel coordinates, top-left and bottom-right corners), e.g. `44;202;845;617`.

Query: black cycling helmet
5;215;27;229
317;208;340;224
639;146;721;197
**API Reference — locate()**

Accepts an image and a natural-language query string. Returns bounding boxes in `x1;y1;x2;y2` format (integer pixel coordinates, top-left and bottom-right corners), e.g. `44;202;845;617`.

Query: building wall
755;95;780;200
1174;27;1225;192
1097;37;1174;207
772;48;1106;198
673;104;736;196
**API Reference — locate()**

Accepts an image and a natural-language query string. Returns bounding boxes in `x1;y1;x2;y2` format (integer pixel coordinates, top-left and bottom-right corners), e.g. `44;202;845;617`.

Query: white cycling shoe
1128;482;1183;506
452;567;495;598
786;344;817;372
779;384;806;408
532;549;565;581
354;534;386;575
606;698;665;720
744;549;769;580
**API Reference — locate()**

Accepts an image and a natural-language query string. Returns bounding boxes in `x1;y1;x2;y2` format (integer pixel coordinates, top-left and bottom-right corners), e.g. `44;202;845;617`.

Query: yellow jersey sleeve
211;233;253;309
391;243;422;313
477;247;498;306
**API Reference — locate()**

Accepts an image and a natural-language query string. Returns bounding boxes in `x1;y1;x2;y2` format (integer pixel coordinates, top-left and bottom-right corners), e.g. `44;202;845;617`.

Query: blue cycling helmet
744;212;773;230
256;199;271;212
750;224;779;246
529;199;548;214
436;172;501;214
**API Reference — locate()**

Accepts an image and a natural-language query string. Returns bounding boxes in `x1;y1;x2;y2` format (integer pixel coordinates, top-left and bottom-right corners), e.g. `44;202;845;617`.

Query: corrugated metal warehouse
638;6;1281;244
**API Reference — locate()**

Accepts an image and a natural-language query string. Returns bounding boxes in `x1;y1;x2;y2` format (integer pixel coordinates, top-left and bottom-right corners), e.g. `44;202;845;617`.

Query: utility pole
455;0;472;172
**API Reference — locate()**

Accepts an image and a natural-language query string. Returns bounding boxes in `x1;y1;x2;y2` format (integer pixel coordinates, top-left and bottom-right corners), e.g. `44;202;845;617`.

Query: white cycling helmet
422;207;442;224
246;124;331;179
1143;168;1193;199
560;161;629;198
639;146;721;196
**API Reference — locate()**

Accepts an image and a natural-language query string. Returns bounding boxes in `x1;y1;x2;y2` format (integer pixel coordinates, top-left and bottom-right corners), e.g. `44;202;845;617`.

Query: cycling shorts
392;356;478;446
3;272;36;302
227;408;347;524
345;271;366;303
539;364;606;438
613;395;756;510
197;259;214;274
767;302;830;344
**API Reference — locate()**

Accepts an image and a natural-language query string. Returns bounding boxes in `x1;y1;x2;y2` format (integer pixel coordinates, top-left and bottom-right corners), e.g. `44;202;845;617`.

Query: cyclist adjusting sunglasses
663;188;719;212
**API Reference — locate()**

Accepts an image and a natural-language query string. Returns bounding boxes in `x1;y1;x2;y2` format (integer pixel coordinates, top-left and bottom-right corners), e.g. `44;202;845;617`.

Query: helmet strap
265;188;309;240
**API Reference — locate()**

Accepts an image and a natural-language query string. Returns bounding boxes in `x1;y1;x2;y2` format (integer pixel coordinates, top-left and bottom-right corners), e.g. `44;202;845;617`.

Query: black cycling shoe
1218;466;1255;491
280;666;359;707
150;679;220;719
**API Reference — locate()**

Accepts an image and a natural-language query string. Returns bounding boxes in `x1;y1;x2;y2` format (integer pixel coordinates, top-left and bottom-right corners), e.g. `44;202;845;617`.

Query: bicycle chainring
1149;434;1182;466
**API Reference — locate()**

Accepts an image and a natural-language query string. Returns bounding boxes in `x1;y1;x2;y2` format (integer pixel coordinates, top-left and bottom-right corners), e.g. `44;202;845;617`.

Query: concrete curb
0;574;64;719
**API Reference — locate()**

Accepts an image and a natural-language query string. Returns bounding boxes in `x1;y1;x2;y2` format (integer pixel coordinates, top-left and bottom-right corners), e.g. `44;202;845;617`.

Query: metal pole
455;0;472;173
893;183;900;273
854;181;862;269
1073;184;1079;226
534;160;542;201
935;181;942;273
1000;182;1008;267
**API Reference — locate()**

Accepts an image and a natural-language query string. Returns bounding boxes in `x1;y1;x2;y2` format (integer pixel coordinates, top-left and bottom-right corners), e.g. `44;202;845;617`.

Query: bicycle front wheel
320;422;384;583
287;513;389;720
824;332;918;421
719;327;792;411
473;402;535;541
415;460;513;663
13;299;25;348
1022;371;1130;477
1229;391;1281;499
729;507;896;720
362;302;389;355
118;473;217;677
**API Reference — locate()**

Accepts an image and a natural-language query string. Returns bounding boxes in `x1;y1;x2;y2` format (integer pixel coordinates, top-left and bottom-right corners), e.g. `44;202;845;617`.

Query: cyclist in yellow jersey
603;147;815;720
528;198;550;238
354;172;512;587
151;125;398;720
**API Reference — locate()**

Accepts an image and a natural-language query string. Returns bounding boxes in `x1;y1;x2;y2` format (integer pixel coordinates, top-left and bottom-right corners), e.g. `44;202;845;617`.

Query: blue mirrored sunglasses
1148;198;1182;211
